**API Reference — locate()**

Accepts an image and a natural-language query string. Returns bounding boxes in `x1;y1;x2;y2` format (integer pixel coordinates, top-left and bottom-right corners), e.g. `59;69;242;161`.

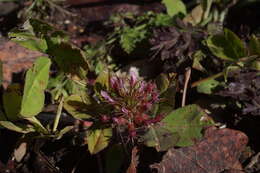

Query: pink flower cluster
99;72;162;137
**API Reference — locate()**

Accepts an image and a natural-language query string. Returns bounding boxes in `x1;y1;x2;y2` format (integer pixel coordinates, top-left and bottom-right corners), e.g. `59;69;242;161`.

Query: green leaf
156;83;176;116
0;109;7;121
9;19;69;53
25;117;48;134
87;128;112;154
161;104;214;147
206;28;246;61
223;65;239;81
249;35;260;55
224;29;247;58
197;79;219;94
151;13;174;27
20;57;51;117
64;95;94;119
202;0;213;20
3;84;22;120
251;60;260;70
95;69;110;91
47;73;69;101
65;79;88;98
105;144;124;173
184;5;203;25
29;18;54;36
9;32;48;52
0;121;35;133
192;50;206;72
162;0;187;17
48;42;89;79
155;74;170;94
30;19;69;45
141;124;180;151
120;25;147;54
55;126;74;140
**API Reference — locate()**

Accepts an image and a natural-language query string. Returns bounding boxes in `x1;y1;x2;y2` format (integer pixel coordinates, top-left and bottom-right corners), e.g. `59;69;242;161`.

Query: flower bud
101;90;115;103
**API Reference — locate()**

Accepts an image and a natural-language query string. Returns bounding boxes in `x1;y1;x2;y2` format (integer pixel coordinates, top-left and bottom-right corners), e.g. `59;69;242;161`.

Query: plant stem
97;154;104;173
182;68;191;107
53;96;64;132
191;71;224;88
46;0;76;16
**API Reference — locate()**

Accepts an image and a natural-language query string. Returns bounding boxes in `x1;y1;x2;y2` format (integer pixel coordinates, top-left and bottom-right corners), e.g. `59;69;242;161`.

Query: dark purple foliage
149;19;206;72
218;69;260;116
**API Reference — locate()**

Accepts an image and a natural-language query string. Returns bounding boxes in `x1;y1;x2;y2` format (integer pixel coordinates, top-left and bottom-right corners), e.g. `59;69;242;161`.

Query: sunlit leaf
249;35;260;56
197;79;219;94
202;0;213;19
87;128;112;154
184;5;203;25
20;57;51;117
120;25;147;54
9;32;47;52
0;121;35;133
251;60;260;70
25;117;48;134
94;69;110;92
162;0;186;17
55;126;74;139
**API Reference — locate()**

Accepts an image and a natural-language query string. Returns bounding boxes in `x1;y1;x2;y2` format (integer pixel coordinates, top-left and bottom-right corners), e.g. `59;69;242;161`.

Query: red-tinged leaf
87;128;112;154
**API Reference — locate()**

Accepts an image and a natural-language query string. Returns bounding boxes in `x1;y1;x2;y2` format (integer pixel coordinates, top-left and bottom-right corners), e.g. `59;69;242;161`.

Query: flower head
101;90;115;103
100;73;161;138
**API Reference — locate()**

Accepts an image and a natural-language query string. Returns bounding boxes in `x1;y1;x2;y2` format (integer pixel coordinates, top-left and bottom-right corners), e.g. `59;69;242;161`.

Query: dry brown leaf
14;142;27;162
151;127;248;173
65;2;164;22
0;40;44;88
222;169;245;173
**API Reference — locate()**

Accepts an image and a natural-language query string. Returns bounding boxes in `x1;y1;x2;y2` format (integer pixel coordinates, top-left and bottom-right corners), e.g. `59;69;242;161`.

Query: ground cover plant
0;0;259;172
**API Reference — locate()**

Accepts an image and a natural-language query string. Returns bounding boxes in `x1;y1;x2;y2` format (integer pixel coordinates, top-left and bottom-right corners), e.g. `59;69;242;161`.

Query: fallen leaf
151;127;248;173
0;40;44;88
14;142;27;162
222;169;245;173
